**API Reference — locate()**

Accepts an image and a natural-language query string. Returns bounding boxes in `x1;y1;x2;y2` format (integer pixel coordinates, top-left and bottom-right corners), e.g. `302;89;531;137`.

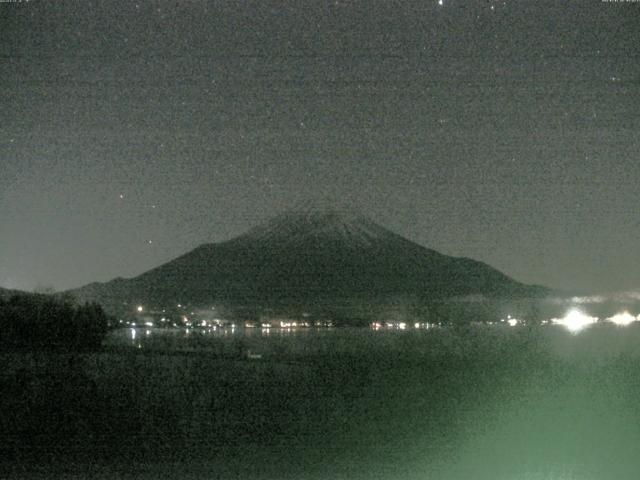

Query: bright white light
501;314;519;327
144;321;153;327
136;305;143;313
553;309;598;333
438;0;443;5
607;311;636;326
398;322;406;330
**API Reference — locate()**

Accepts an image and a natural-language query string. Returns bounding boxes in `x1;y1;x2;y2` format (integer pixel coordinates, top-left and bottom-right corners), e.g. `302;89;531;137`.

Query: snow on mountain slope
236;207;397;248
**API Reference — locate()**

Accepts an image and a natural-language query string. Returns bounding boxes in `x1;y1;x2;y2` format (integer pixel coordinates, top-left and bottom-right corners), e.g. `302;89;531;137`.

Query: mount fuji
70;207;550;314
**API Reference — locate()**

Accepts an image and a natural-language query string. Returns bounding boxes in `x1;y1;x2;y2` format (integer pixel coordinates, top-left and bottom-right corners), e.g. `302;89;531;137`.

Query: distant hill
70;207;551;316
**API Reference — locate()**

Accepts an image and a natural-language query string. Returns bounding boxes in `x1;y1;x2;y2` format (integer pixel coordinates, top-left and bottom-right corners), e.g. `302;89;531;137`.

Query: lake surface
6;323;640;479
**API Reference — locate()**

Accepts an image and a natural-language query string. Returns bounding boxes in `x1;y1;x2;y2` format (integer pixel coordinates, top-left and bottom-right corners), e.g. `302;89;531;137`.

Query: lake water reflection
104;325;366;357
109;325;341;344
95;324;640;480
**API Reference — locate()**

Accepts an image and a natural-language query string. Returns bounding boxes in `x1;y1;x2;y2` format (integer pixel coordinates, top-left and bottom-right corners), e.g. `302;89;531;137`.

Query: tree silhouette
0;293;111;351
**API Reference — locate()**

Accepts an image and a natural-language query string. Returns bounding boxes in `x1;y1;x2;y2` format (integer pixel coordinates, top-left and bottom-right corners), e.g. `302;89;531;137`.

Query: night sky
1;0;639;293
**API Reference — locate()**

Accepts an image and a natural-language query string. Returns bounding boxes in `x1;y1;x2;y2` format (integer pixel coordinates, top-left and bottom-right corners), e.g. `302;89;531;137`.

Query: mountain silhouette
70;207;550;312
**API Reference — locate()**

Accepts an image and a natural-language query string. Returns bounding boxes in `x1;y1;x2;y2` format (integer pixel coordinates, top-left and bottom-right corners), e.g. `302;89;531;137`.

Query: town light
607;311;636;326
553;309;598;333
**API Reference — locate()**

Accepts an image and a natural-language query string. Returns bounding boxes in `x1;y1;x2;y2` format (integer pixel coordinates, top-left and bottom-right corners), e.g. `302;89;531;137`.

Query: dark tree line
0;293;110;351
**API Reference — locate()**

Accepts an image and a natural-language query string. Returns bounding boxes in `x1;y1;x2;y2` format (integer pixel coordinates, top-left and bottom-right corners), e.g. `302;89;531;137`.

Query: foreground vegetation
3;324;640;479
0;293;110;351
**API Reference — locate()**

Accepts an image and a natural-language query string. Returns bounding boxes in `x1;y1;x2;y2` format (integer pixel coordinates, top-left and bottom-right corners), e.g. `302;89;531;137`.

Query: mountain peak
237;205;394;248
